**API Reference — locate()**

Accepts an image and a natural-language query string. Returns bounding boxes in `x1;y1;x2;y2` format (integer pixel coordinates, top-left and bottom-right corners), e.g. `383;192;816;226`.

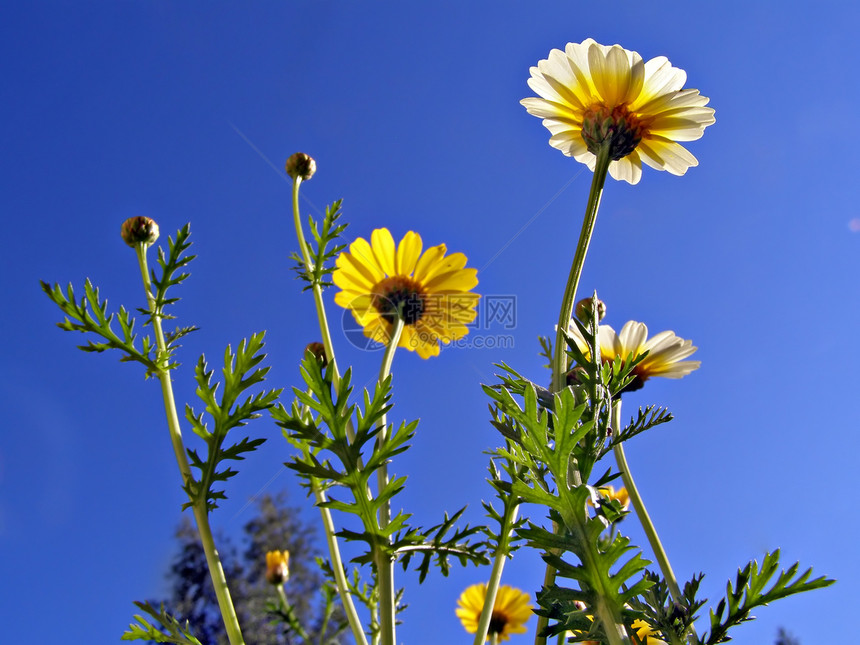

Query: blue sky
2;2;858;643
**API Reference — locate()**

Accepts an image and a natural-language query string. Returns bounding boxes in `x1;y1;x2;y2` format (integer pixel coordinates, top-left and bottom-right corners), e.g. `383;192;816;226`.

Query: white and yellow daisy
521;39;715;184
569;320;700;392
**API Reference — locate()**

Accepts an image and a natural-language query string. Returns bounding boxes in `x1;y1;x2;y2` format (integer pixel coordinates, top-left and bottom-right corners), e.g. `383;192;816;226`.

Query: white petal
521;96;580;121
608;153;642;185
637;56;687;105
618;321;648;356
639;138;698;175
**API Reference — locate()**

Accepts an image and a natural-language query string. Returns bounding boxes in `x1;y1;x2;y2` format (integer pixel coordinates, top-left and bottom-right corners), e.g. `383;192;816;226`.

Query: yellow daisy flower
456;583;532;642
521;38;715;184
569;320;700;393
265;550;290;586
588;485;630;511
333;228;479;359
631;618;667;645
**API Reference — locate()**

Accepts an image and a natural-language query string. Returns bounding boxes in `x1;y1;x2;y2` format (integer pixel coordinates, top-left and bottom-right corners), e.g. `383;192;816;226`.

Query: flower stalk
289;167;367;645
611;401;697;642
291;174;344;395
550;141;612;393
537;140;611;645
134;242;245;645
472;499;520;645
375;315;405;645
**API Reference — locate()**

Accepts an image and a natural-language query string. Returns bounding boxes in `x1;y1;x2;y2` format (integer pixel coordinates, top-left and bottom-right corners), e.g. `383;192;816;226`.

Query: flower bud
565;365;587;387
265;550;290;586
304;342;328;366
574;296;606;325
120;216;160;247
285;152;316;181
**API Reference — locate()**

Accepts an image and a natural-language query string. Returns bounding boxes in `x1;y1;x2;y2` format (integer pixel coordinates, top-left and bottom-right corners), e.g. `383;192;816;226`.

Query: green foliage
291;200;348;290
484;373;652;639
267;597;312;642
393;507;489;582
698;551;834;644
273;356;406;549
122;602;202;645
482;457;528;556
41;224;198;376
604;405;673;456
145;224;196;321
184;332;282;512
626;571;707;644
272;352;487;586
42;279;159;372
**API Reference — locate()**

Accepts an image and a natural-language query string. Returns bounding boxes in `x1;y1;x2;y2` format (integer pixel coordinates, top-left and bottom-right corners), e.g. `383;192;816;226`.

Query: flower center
371;276;426;325
581;104;647;161
488;611;508;636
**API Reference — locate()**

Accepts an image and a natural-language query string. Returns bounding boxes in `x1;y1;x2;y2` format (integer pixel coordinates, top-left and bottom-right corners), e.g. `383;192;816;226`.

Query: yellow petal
347;237;385;282
413;243;448;282
396;231;423;275
370;228;396;276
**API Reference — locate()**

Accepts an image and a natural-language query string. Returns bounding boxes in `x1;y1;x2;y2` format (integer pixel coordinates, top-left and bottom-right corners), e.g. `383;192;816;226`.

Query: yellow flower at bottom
631;619;667;645
588;485;630;512
456;583;532;641
569;320;700;393
333;228;479;359
265;550;290;586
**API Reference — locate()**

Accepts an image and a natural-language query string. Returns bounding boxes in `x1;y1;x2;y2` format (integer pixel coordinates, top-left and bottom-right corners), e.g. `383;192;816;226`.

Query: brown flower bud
285;152;316;180
574;296;606;324
120;216;160;248
304;342;328;366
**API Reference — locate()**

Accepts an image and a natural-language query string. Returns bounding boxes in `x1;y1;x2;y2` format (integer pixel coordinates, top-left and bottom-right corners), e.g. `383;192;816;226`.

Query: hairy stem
135;243;245;645
550;142;611;394
538;142;611;645
611;401;697;642
290;175;373;645
375;316;405;645
291;177;351;437
473;497;520;645
310;459;369;645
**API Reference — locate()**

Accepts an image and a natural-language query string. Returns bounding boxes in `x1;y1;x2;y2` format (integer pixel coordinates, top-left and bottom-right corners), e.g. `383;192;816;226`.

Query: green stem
309;451;370;645
291;177;350;433
134;243;245;645
537;142;612;645
611;401;697;642
290;177;371;645
533;561;558;645
375;316;404;645
555;480;631;645
550;143;612;394
472;499;520;645
276;585;311;641
296;390;368;645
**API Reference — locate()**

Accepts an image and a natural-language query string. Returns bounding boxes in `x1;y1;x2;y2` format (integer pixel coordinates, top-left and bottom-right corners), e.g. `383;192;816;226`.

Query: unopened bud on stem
286;153;316;181
120;216;160;247
304;342;328;366
265;550;290;586
574;296;606;324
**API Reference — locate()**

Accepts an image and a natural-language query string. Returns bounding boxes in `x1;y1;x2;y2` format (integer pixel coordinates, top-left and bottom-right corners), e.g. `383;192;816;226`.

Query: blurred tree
152;490;349;644
775;627;800;645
